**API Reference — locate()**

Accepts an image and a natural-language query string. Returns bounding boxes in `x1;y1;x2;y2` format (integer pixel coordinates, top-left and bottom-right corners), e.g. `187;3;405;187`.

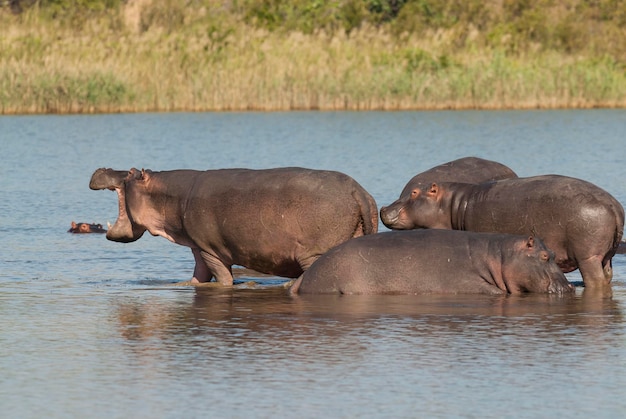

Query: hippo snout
548;278;575;295
380;205;400;226
89;168;128;190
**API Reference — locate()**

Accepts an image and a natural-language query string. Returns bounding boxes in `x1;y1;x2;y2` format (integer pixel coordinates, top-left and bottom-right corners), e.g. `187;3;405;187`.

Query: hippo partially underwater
68;221;107;234
290;229;574;295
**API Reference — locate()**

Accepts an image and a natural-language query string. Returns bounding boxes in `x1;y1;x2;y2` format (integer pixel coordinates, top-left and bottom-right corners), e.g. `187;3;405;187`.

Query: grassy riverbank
1;0;625;113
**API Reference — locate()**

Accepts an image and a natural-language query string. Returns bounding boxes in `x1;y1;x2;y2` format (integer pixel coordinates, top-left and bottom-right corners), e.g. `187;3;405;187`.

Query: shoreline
2;102;624;116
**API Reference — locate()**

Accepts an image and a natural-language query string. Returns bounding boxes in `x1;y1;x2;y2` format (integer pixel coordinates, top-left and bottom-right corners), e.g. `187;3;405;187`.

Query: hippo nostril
380;206;399;222
380;207;400;218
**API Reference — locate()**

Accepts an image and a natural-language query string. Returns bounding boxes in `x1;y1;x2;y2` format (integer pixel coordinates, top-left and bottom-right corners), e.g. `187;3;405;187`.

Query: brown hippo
89;167;378;285
68;221;107;234
290;229;574;295
381;157;517;224
380;175;624;287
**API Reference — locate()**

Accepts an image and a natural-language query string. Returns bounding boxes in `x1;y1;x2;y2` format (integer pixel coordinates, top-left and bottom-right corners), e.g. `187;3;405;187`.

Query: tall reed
1;3;625;113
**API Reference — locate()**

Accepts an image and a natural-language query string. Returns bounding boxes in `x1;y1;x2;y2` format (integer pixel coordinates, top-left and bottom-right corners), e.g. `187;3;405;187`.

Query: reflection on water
116;286;623;346
108;285;626;417
116;286;623;344
2;110;626;417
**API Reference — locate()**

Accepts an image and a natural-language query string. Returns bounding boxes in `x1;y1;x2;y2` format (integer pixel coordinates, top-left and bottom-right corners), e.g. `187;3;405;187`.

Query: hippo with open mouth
90;167;378;285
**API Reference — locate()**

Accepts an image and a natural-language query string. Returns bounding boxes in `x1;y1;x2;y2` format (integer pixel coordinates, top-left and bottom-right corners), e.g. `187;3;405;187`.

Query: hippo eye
540;251;549;262
411;189;419;199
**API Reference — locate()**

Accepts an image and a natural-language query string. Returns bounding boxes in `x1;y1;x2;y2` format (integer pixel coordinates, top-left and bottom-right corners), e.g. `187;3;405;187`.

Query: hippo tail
613;205;625;251
612;201;625;244
354;190;379;236
604;203;625;262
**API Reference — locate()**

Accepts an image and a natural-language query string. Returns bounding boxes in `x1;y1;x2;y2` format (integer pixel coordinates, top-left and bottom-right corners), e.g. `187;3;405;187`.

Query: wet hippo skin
291;229;574;295
381;155;517;233
68;221;107;234
380;175;624;287
90;167;378;286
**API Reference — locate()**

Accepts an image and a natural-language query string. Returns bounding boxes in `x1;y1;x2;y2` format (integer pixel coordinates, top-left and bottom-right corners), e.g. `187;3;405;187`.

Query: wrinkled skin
290;229;574;295
68;221;107;234
90;167;378;285
380;175;624;287
381;157;517;225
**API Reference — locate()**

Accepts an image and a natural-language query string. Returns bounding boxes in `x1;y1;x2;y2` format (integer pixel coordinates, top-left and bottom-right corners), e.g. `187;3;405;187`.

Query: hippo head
380;183;451;230
68;221;107;234
500;236;574;295
89;168;148;242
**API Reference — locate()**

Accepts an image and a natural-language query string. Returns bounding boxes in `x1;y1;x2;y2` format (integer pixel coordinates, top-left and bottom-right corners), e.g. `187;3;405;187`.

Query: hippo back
400;157;517;197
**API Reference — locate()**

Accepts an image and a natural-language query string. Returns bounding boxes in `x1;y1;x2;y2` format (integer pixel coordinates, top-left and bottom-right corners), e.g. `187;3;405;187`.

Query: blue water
1;110;626;418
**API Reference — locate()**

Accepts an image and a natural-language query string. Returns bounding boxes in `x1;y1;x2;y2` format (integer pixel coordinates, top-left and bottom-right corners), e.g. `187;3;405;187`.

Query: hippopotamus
379;175;624;287
68;221;107;234
89;167;378;285
381;157;517;224
290;229;574;295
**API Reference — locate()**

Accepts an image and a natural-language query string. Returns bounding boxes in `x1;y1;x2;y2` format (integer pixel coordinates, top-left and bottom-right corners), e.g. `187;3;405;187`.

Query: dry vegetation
1;0;625;113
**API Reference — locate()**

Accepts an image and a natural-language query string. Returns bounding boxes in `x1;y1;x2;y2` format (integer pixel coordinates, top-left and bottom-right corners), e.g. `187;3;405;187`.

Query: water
1;110;626;418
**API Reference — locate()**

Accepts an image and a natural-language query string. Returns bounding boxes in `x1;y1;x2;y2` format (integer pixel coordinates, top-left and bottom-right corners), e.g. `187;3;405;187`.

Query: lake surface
1;110;626;418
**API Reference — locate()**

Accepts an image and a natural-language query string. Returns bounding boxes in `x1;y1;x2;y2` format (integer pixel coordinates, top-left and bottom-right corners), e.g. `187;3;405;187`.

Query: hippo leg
199;250;234;286
191;248;213;283
577;255;612;287
603;258;613;282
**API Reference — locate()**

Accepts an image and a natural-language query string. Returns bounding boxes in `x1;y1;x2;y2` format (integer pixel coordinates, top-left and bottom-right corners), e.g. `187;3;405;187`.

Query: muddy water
1;110;626;417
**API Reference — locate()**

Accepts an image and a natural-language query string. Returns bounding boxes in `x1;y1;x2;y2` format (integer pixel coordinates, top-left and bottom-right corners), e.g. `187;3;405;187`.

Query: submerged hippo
90;167;378;285
290;229;574;295
68;221;107;234
380;175;624;287
381;157;517;224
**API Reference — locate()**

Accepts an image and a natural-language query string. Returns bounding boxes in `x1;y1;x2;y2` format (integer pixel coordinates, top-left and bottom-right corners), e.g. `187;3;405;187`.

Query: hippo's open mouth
105;187;142;242
89;168;145;242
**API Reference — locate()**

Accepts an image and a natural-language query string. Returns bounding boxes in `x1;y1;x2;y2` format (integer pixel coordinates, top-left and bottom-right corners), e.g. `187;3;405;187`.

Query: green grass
1;0;625;113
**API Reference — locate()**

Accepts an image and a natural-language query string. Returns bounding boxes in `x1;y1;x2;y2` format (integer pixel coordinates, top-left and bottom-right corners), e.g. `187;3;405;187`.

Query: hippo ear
140;168;153;181
525;236;535;249
127;168;141;180
427;183;439;197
